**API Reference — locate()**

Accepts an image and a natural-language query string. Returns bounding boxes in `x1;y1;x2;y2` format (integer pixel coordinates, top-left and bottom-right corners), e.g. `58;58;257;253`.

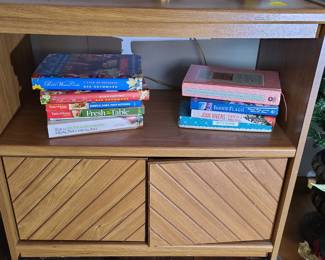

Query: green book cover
47;106;145;119
78;106;144;118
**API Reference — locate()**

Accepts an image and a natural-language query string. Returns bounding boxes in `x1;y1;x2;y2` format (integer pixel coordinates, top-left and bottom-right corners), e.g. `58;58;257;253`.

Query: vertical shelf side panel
0;33;34;134
257;37;325;259
0;158;19;260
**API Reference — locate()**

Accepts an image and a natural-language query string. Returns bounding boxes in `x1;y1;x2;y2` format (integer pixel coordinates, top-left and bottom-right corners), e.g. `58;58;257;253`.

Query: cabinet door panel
3;156;146;242
149;158;287;246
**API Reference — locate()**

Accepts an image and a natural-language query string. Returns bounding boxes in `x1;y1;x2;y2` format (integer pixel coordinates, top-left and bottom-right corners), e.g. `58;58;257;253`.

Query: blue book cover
32;54;143;91
88;100;142;109
46;100;143;111
179;100;273;132
190;98;279;116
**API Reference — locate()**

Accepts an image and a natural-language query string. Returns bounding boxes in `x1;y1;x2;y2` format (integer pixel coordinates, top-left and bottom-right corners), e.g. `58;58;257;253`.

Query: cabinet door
149;158;287;246
3;157;146;242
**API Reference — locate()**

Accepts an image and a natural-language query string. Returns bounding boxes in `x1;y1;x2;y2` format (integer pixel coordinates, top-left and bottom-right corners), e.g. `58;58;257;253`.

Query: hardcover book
182;65;282;105
179;100;273;132
47;106;145;120
47;116;143;138
40;90;150;104
32;54;143;91
46;100;143;112
190;97;279;116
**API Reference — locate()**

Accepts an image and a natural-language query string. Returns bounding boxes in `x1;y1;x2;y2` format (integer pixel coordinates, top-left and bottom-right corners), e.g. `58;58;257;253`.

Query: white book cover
47;116;143;138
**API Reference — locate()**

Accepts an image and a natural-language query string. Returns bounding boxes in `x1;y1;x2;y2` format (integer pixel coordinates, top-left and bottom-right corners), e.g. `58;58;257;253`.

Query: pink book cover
40;90;150;104
182;65;282;105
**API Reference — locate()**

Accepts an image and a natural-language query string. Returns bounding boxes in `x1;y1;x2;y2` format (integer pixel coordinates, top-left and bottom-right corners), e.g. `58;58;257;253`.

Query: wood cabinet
3;157;146;242
149;158;287;246
0;1;324;260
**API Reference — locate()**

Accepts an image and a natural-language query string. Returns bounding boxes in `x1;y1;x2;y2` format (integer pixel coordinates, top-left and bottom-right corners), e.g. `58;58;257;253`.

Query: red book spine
46;104;70;112
41;90;150;104
47;111;73;119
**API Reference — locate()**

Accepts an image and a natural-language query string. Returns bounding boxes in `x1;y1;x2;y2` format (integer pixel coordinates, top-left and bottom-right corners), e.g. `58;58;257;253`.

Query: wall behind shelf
31;35;259;89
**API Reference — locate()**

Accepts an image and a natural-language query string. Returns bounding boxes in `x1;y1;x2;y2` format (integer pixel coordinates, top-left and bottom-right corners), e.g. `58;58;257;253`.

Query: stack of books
32;54;149;138
179;65;281;132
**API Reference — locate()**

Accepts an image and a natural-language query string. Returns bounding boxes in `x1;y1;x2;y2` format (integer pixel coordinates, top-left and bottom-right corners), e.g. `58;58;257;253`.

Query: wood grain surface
0;159;19;260
0;2;322;259
0;1;324;37
0;0;322;10
149;158;287;246
0;34;33;134
16;241;272;257
0;90;296;158
3;157;146;242
257;37;325;259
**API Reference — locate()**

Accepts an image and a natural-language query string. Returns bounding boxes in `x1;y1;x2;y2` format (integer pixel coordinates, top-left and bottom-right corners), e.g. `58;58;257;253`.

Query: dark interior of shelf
0;90;295;152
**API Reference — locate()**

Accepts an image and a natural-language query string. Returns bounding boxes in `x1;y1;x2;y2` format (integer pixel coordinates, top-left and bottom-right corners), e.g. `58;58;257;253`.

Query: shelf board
0;0;323;10
0;90;296;158
0;0;323;38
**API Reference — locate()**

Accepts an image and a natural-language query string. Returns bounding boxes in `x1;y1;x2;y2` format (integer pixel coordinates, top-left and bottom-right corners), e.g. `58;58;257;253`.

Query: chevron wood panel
149;158;287;246
6;157;53;201
2;156;25;178
102;203;146;241
3;157;146;242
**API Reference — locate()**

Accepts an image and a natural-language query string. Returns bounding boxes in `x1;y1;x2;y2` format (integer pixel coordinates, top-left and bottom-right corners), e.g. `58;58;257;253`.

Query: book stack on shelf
179;64;282;132
32;54;149;138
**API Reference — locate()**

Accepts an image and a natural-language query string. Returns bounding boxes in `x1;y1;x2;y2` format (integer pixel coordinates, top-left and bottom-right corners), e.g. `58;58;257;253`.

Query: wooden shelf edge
0;145;296;158
0;21;320;39
17;241;273;257
0;2;324;38
0;2;325;23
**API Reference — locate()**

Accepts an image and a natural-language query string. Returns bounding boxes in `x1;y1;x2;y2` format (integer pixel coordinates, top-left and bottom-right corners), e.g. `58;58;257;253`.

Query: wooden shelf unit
0;91;296;158
0;1;324;260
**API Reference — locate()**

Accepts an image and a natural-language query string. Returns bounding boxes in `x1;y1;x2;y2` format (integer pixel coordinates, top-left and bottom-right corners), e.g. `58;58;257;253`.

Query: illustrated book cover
32;54;143;91
191;109;276;126
46;100;143;112
47;106;145;120
179;100;273;132
40;90;150;104
190;97;279;116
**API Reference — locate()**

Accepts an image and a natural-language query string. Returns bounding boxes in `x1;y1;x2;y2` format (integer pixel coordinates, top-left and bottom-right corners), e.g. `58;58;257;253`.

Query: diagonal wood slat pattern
6;158;53;201
103;203;146;241
3;157;146;242
149;158;287;246
2;156;25;178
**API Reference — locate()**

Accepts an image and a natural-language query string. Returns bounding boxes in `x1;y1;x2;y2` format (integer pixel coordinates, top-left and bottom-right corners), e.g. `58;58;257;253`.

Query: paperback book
182;65;282;105
190;98;279;116
46;100;143;112
191;109;276;126
48;116;144;138
32;54;143;91
47;106;145;120
40;90;150;104
179;100;273;132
